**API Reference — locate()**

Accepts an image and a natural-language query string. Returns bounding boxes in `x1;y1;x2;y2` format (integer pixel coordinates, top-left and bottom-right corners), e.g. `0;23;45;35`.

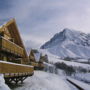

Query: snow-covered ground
14;71;78;90
73;59;89;63
72;73;90;83
40;49;90;84
67;77;90;90
0;74;10;90
1;49;90;90
40;49;90;69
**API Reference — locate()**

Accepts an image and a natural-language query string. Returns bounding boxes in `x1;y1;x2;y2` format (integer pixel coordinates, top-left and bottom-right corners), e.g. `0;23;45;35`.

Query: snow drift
14;71;74;90
0;74;10;90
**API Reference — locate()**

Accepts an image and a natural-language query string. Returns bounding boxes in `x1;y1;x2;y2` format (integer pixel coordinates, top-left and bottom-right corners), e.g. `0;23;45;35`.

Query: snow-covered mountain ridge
41;28;90;59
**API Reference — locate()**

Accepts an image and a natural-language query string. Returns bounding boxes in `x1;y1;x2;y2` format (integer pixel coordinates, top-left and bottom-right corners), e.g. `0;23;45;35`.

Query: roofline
1;18;29;63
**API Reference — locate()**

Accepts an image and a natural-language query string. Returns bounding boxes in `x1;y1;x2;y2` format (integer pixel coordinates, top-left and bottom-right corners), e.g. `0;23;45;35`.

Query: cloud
21;33;49;49
0;0;90;48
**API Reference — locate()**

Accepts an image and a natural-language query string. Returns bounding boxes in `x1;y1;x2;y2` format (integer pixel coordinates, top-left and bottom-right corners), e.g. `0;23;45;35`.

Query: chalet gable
0;19;28;64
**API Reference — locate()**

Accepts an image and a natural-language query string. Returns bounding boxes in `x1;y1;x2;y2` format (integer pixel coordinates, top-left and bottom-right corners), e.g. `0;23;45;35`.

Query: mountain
41;28;90;59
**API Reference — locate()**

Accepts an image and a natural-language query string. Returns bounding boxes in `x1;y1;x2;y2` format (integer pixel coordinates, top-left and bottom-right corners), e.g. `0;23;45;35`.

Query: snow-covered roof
34;53;41;62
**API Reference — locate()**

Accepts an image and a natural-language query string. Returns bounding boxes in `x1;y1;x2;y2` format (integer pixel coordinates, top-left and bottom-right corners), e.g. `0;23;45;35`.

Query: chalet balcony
0;36;24;57
0;61;34;84
31;62;44;69
0;61;34;77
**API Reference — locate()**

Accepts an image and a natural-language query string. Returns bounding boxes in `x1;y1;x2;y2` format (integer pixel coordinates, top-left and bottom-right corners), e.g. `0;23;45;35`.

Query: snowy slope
40;49;90;69
0;74;10;90
67;77;90;90
14;71;77;90
73;73;90;83
41;28;90;59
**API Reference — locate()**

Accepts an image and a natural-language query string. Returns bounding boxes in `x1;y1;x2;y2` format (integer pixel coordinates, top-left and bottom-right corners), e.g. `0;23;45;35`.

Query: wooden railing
31;62;44;68
0;61;34;77
0;36;24;57
31;62;39;67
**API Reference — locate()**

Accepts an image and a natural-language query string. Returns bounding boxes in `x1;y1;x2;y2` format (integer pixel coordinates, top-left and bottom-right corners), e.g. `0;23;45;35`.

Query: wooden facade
0;19;29;64
0;61;34;84
0;61;33;77
29;49;44;70
0;19;34;84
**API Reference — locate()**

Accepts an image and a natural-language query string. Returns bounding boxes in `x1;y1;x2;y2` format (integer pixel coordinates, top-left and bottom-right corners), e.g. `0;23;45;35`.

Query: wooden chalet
0;19;29;64
29;49;44;70
0;19;34;84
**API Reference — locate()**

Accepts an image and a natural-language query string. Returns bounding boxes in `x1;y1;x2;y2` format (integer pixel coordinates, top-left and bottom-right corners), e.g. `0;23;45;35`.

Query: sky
0;0;90;49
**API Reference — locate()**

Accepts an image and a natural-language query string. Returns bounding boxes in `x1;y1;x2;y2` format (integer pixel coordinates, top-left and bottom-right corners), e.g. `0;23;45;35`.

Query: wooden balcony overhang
0;36;24;57
0;61;34;84
31;62;44;69
0;61;34;78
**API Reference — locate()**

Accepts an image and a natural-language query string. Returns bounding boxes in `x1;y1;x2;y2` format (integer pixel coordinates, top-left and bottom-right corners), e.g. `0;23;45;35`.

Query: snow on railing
0;61;34;77
0;60;33;68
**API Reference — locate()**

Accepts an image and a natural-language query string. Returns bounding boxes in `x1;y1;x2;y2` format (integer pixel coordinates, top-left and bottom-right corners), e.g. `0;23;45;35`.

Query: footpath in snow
14;71;77;90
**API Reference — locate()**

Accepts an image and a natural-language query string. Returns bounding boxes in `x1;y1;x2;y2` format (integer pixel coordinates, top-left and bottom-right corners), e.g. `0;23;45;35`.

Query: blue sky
0;0;90;48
